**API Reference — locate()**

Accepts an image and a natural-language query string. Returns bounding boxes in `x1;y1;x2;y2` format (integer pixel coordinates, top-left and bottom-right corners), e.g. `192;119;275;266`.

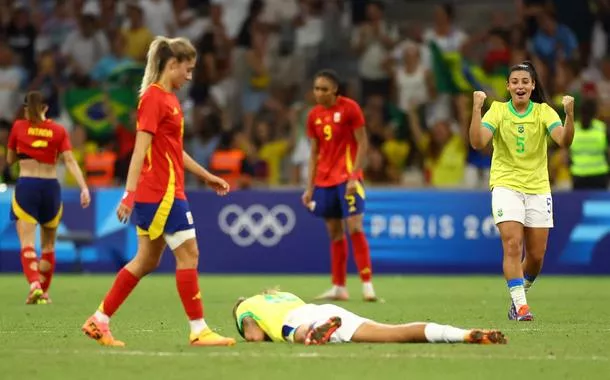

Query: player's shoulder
488;100;507;112
535;101;555;113
12;119;29;129
46;119;65;131
140;84;166;103
338;96;361;110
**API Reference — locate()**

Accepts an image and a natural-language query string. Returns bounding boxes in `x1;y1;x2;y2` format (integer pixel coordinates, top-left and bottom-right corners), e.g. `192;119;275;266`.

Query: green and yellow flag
63;88;137;140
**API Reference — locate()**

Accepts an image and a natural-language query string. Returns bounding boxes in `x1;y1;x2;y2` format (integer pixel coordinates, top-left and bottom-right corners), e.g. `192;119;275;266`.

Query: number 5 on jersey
516;136;525;153
323;124;332;141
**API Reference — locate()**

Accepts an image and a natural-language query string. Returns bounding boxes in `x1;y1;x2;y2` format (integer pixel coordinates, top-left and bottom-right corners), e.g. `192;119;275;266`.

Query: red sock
99;268;140;317
176;269;204;320
21;246;39;284
350;231;372;282
40;251;56;293
331;238;348;286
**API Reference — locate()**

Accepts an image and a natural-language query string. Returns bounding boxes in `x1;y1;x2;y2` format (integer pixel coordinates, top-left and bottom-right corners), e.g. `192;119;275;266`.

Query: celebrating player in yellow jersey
233;290;507;345
469;61;575;321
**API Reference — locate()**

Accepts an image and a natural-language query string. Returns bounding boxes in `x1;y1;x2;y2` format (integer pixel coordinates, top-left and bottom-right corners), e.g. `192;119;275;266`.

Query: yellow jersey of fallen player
235;291;306;342
482;100;562;194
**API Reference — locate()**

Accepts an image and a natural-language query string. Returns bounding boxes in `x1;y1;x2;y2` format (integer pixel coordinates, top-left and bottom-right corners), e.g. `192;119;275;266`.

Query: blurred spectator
2;4;37;79
533;11;579;70
64;125;97;187
209;130;254;190
251;118;293;186
28;50;62;119
174;0;207;42
90;33;135;82
407;109;467;188
61;12;110;86
0;43;24;123
39;1;78;52
122;1;154;63
351;0;398;103
394;42;434;115
242;30;271;135
140;0;176;37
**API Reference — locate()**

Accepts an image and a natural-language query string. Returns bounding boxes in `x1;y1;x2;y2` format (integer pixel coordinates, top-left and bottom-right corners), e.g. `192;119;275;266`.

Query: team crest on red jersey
333;112;341;122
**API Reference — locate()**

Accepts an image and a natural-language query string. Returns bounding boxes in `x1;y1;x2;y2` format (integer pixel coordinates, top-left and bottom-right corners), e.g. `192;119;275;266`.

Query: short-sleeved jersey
235;292;306;342
307;96;366;187
482;100;562;194
8;119;71;165
135;84;185;203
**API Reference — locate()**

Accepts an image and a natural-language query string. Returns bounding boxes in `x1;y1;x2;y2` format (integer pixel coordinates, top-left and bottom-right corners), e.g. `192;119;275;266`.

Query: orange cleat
465;329;508;345
82;315;125;347
190;328;236;346
305;316;342;345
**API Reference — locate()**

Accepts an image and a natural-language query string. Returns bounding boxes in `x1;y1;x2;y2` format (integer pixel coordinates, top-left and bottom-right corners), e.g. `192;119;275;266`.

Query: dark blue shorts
134;199;194;240
10;177;62;228
310;181;365;219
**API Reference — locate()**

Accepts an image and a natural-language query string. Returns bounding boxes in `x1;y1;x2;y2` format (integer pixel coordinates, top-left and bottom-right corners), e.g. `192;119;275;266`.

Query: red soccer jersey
306;96;366;187
135;84;186;203
7;119;71;164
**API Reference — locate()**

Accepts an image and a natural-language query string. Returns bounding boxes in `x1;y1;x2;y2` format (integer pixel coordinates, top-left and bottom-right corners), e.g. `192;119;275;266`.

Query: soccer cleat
39;292;52;304
507;302;517;320
82;315;125;347
26;282;43;305
314;288;349;301
190;328;236;346
305;316;342;345
516;305;534;321
465;329;508;345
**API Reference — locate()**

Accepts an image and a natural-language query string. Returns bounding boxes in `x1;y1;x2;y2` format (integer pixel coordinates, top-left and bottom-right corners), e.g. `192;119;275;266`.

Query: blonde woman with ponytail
82;36;234;347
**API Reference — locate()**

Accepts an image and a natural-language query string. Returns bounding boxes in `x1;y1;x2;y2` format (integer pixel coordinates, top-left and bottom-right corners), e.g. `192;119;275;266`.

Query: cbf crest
517;125;524;134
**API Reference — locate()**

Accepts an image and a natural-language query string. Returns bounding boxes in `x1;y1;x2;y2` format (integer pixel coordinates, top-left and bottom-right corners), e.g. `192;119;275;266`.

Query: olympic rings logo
218;204;296;247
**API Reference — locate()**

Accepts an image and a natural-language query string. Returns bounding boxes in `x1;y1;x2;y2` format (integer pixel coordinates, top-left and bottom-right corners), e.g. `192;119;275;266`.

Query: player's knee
503;236;522;257
173;239;199;269
346;221;363;234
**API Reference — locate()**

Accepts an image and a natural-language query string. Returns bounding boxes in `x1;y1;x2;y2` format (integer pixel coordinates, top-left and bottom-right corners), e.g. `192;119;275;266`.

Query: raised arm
550;96;575;148
469;91;495;150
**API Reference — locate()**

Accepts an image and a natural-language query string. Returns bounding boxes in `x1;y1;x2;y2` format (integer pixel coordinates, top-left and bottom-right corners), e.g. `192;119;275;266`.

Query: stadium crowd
0;0;609;190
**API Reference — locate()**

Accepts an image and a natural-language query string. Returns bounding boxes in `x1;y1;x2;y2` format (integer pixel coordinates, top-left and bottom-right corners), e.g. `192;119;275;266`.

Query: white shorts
283;304;369;343
491;187;553;228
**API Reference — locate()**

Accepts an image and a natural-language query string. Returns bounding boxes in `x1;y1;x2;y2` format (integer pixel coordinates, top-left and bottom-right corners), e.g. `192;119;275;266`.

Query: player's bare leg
346;213;376;301
82;236;166;347
173;236;235;346
350;321;507;344
38;225;57;304
498;222;533;321
522;228;548;291
16;220;42;304
316;218;349;301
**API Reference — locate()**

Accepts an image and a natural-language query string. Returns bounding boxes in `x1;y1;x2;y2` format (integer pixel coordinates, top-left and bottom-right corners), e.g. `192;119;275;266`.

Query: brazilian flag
63;88;137;141
429;42;508;101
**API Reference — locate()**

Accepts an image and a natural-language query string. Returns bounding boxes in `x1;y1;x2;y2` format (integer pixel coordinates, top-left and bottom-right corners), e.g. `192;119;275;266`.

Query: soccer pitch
1;275;609;379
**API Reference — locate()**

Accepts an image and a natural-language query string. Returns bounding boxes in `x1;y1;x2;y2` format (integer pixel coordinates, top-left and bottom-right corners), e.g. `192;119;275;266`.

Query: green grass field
1;274;609;379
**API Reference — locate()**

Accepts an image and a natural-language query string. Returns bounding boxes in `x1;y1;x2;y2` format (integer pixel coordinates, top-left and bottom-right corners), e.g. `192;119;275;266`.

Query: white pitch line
5;348;609;362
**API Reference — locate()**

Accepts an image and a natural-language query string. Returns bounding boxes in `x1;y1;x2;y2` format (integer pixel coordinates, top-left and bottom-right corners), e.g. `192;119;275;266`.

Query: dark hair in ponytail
24;91;46;125
507;61;549;104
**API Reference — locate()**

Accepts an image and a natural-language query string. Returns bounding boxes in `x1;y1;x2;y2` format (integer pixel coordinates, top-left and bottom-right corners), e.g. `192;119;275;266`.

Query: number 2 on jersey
516;136;525;153
323;124;332;141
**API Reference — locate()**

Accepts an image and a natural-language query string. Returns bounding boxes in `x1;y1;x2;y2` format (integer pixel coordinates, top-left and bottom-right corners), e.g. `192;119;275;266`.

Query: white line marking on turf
7;349;609;362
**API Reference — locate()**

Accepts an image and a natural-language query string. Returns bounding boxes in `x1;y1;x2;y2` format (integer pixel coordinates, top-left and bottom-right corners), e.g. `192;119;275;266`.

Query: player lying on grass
232;290;507;345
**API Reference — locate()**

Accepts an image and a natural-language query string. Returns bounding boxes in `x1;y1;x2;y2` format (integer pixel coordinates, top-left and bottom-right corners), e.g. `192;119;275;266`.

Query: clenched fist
473;91;487;109
562;95;574;116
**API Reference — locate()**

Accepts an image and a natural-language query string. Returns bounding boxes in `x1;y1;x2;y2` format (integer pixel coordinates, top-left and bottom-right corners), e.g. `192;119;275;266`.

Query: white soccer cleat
314;287;349;301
